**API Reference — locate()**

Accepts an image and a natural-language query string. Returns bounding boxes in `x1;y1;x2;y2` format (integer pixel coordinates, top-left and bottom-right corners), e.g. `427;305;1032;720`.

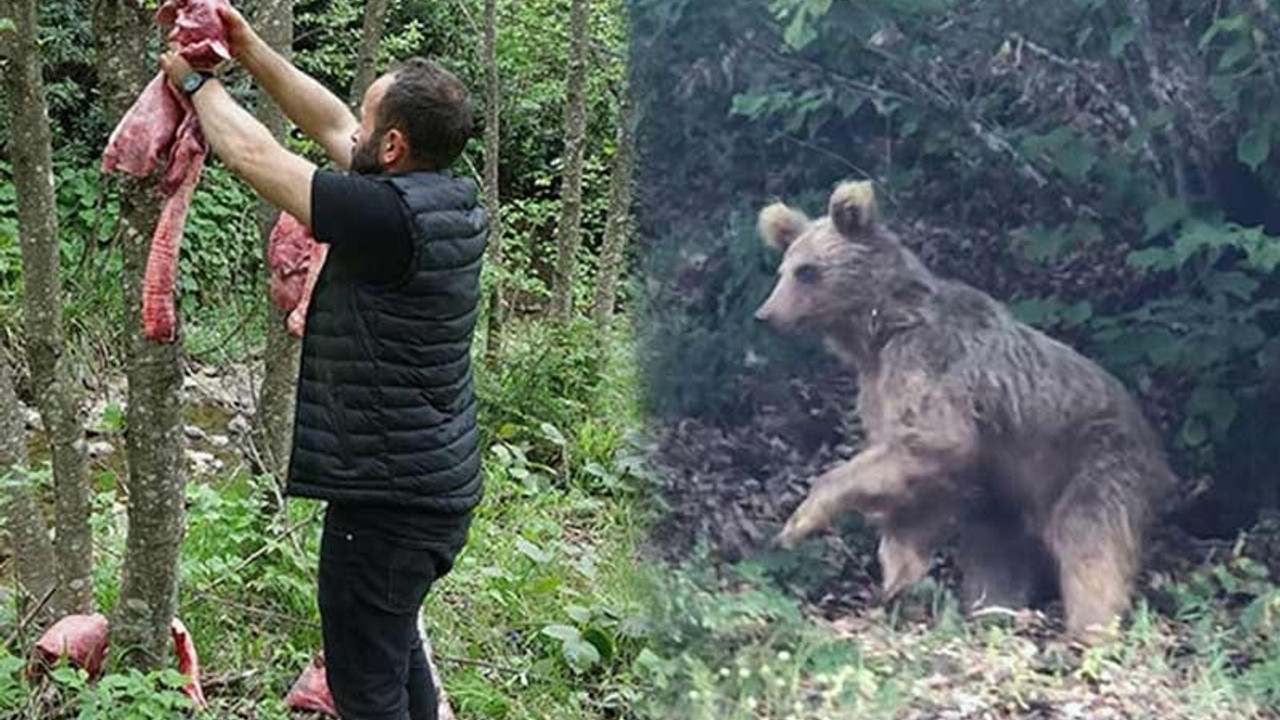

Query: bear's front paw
775;507;821;549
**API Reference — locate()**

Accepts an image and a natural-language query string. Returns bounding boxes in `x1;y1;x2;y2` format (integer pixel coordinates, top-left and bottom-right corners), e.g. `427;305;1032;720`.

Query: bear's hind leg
1046;464;1143;638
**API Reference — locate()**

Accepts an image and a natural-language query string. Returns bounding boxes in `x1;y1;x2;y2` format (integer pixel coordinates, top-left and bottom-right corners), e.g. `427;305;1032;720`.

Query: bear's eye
794;264;821;285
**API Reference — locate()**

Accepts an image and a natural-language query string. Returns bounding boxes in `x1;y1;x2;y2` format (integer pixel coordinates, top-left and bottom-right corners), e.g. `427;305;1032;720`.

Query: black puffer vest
285;171;488;514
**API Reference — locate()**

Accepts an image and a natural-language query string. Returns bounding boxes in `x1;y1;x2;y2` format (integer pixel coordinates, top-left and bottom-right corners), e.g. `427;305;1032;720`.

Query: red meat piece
32;613;109;679
31;615;208;709
101;0;231;344
286;630;458;719
170;617;209;710
284;652;338;716
267;211;329;337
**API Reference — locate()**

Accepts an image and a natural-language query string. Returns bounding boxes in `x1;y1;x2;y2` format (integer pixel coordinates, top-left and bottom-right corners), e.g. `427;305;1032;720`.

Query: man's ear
383;127;409;168
758;202;809;252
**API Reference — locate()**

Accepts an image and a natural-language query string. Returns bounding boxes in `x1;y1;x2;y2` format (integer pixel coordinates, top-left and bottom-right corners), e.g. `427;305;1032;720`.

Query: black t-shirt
310;168;414;285
309;168;473;535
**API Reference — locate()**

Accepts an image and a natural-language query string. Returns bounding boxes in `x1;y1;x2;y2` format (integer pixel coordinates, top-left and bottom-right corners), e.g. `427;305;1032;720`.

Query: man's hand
215;4;262;61
159;49;195;91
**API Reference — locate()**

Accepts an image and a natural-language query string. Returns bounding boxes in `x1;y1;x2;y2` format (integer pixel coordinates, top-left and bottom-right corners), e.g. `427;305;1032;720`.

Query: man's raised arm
218;4;357;170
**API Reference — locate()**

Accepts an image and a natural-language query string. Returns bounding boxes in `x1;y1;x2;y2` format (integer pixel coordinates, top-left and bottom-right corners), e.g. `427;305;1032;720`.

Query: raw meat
102;0;231;343
31;613;109;678
284;652;338;716
31;614;208;709
285;621;457;719
267;211;329;337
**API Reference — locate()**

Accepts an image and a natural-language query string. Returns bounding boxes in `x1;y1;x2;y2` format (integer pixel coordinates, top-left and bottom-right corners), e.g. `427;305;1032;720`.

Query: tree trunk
0;351;58;628
591;82;635;330
249;0;301;486
549;0;591;322
349;0;391;108
1;0;95;617
482;0;504;361
95;0;189;670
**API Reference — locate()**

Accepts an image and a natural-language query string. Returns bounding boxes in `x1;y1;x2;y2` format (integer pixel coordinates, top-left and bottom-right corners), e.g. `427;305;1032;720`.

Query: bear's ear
758;202;809;252
829;180;878;238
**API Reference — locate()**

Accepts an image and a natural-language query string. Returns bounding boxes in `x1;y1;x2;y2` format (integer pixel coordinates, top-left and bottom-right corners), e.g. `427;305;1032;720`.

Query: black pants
318;504;471;720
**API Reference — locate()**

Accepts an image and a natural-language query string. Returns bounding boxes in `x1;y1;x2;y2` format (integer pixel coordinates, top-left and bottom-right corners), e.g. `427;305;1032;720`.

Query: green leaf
562;636;601;672
1188;384;1239;438
565;605;592;623
634;648;666;675
539;422;566;447
540;624;580;642
1054;139;1097;182
582;626;615;663
1126;247;1177;271
1203;271;1259;300
0;18;15;32
1109;24;1135;57
1238;128;1271;171
1143;198;1184;239
516;538;551;564
783;10;817;50
730;93;769;119
1245;237;1280;272
1060;301;1093;326
1217;39;1252;70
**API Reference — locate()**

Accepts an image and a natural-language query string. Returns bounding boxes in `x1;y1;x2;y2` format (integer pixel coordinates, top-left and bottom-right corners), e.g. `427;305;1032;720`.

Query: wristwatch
179;70;214;96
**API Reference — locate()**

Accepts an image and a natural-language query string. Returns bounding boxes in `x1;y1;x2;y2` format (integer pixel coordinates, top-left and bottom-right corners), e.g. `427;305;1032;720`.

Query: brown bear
754;180;1176;637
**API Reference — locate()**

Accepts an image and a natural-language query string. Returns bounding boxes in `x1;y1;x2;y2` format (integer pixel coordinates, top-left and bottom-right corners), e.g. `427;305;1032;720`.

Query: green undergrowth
0;318;658;719
640;543;1280;720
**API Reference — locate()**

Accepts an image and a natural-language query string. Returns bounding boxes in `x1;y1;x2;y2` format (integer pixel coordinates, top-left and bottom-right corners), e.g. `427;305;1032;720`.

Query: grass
640;546;1280;720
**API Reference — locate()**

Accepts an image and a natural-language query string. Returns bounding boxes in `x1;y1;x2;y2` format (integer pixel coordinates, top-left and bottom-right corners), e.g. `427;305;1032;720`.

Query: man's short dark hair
376;57;474;171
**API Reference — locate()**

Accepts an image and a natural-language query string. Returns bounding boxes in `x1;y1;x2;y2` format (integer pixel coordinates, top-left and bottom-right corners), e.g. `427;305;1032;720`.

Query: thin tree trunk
549;0;591;322
95;0;188;670
349;0;391;108
0;351;58;628
1;0;95;617
249;0;300;486
591;82;635;330
482;0;504;361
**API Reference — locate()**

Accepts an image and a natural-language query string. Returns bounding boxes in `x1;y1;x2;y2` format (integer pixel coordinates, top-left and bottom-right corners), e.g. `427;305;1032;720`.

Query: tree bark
0;351;58;628
482;0;504;361
549;0;591;322
95;0;188;670
249;0;301;486
591;81;635;330
349;0;391;108
1;0;95;617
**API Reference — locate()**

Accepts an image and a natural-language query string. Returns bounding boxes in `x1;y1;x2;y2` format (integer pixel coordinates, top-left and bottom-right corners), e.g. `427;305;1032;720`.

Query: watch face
182;73;202;93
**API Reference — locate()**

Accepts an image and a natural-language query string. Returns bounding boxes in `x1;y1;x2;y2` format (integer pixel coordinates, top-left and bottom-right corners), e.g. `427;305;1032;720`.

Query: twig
188;591;320;629
198;669;259;692
202;506;322;593
773;132;876;183
2;584;58;650
433;653;522;674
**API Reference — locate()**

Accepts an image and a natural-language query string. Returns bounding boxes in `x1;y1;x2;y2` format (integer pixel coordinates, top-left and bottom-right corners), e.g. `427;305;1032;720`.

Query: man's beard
350;134;384;175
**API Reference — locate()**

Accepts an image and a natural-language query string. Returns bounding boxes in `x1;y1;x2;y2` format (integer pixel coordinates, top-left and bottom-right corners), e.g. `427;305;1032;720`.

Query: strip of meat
287;240;329;338
101;0;231;344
